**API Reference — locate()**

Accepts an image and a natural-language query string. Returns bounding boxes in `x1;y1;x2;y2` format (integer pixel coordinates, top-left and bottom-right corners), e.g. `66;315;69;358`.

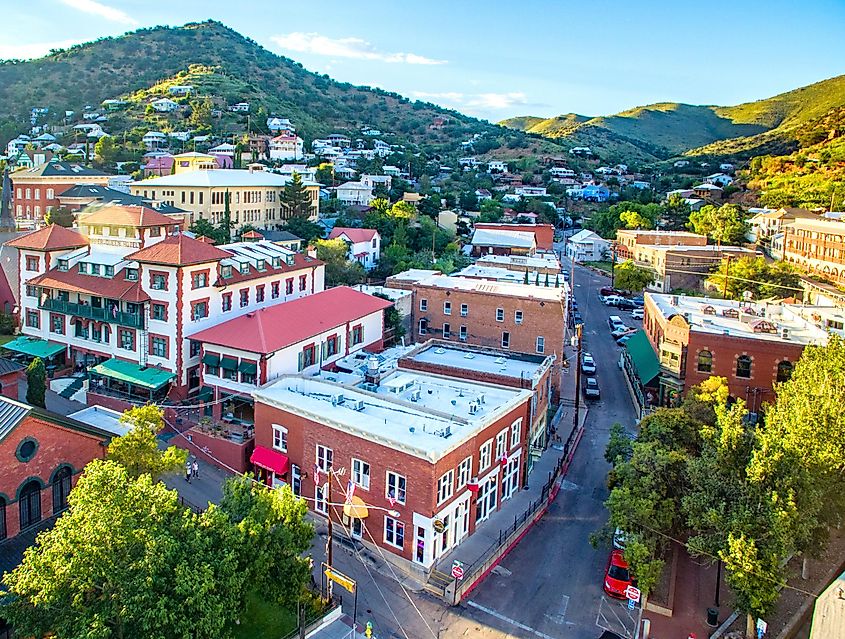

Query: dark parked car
615;298;636;311
631;296;645;307
583;377;600;399
573;311;584;324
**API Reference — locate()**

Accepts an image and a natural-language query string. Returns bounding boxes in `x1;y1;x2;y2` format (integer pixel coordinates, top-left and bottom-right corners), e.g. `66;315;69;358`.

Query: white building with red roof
268;133;304;161
328;227;381;270
6;204;325;402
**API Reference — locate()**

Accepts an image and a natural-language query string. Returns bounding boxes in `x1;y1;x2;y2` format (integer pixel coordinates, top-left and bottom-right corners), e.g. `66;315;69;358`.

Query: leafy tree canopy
687;203;747;245
107;405;188;480
613;260;655;292
706;256;801;301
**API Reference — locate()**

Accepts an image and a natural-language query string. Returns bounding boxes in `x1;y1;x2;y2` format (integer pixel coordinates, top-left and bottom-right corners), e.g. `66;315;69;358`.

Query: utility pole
325;468;334;601
722;255;732;299
570;323;583;456
610;243;617;288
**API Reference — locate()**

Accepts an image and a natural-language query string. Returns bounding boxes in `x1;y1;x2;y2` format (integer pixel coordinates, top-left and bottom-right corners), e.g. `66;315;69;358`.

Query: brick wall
0;416;107;538
186;427;254;474
0;370;24;400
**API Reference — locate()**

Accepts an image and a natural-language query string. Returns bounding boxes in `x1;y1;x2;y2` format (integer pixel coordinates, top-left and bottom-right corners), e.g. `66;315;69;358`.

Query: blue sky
4;0;845;121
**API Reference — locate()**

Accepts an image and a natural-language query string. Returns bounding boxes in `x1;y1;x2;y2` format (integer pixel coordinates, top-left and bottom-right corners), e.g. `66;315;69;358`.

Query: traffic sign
451;561;465;580
624;585;641;602
628;598;635;610
324;567;356;593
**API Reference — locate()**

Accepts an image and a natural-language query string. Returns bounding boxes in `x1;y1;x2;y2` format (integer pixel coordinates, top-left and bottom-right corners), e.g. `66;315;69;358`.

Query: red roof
29;266;150;302
189;286;392;354
250;445;289;474
195;235;215;244
242;230;264;239
7;225;88;251
78;204;178;228
328;227;379;243
126;233;230;266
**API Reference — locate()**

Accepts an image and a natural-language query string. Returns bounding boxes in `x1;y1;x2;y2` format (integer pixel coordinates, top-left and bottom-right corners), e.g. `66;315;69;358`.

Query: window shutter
298;351;304;372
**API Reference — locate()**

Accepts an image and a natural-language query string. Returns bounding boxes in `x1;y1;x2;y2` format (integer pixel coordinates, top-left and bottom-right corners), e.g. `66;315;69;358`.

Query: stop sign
451;561;465;580
625;585;641;602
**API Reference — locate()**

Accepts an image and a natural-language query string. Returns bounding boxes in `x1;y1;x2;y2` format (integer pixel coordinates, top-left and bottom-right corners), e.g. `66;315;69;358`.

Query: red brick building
10;160;110;222
474;223;555;251
252;368;532;574
0;396;112;541
0;358;25;400
410;275;568;397
642;293;828;412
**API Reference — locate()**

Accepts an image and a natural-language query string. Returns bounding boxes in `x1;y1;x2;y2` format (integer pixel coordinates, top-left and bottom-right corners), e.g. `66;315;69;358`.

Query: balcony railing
39;299;145;329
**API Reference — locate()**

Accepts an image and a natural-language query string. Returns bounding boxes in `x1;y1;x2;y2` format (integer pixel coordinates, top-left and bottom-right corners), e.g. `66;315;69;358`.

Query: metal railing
39;298;145;329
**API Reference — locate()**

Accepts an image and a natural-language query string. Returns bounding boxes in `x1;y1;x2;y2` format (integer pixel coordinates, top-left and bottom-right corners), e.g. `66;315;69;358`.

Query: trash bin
707;607;719;627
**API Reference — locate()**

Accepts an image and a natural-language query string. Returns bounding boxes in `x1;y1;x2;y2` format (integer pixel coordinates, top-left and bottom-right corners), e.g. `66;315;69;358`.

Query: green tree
281;173;313;218
613;260;655;292
373;292;406;341
107;405;188;480
94;135;117;165
283;216;324;243
44;206;75;227
25;357;46;408
619;209;653;230
1;461;313;639
188;96;213;129
605;423;633;466
389;201;417;220
688;204;747;245
315;238;365;286
476;198;504;223
706;256;801;300
661;194;691;230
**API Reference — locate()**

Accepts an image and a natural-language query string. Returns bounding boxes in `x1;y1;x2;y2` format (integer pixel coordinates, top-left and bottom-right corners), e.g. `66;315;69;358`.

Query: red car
603;550;633;598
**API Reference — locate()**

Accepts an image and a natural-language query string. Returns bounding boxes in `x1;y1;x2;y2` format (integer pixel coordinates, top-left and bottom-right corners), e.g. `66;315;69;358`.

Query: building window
256;285;265;303
776;360;793;383
326;335;339;357
57;259;68;271
299;275;307;291
151;274;167;290
697;350;712;373
285;278;294;295
384;517;405;549
46;188;54;199
437;470;454;504
352;324;363;345
26;284;38;297
190;340;201;357
736;355;752;379
26;256;39;271
50;314;64;334
418;319;428;335
536;336;545;353
152;304;166;321
479;440;492;471
0;496;6;540
444;301;451;315
510;418;522;448
222;293;232;312
119;329;134;350
125;268;139;281
18;480;41;530
26;310;39;328
271;281;280;298
315;484;327;515
459;325;467;340
90;264;101;276
192;272;208;289
272;425;288;452
16;437;38;462
443;323;451;338
496;308;504;322
105;265;114;277
192;301;208;321
52;467;72;514
457;456;472;489
460;303;468;317
221;265;233;279
515;310;523;324
502;332;510;349
299;345;316;371
496;429;508;461
419;298;428;312
386;471;406;505
316;445;333;472
151;337;167;358
352;458;371;490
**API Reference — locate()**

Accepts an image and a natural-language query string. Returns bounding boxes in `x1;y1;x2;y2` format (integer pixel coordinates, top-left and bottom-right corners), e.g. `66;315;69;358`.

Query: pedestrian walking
185;460;192;483
192;459;199;480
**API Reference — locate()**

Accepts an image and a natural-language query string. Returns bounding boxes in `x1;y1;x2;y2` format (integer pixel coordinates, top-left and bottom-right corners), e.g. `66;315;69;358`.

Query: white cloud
271;32;446;65
413;91;529;111
0;39;85;60
58;0;138;26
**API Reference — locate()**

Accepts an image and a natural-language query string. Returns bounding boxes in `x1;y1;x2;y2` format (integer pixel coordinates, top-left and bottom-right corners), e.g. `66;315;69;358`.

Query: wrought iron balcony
38;299;145;329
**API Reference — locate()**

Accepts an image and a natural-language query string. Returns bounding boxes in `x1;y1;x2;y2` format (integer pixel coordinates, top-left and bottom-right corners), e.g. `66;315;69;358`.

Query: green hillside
499;74;845;163
0;21;555;156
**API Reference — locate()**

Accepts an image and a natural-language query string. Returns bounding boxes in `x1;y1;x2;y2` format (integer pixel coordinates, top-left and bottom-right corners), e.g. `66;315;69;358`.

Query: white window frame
315;484;327;514
419;298;428;312
496;307;504;322
272;424;288;452
384;516;405;549
386;471;407;505
536;336;545;353
443;301;451;315
515;310;523;324
510;418;522;449
502;332;510;349
496;429;508;460
457;456;472;490
418;319;427;335
352;458;371;490
316;445;333;472
437;470;454;505
479;440;492;472
460;303;468;317
443;323;451;338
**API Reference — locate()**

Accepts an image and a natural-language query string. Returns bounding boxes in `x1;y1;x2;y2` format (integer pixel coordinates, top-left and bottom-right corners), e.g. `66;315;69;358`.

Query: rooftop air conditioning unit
348;399;365;411
331;394;345;406
409;389;421;402
781;328;789;340
469;401;479;415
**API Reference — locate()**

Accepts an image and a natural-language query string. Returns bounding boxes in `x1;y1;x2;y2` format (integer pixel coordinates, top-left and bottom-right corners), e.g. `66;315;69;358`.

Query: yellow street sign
324;568;356;593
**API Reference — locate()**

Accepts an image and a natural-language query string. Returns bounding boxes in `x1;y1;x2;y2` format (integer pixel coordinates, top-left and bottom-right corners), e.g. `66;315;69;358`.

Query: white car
581;353;597;374
611;325;632;339
631;308;644;320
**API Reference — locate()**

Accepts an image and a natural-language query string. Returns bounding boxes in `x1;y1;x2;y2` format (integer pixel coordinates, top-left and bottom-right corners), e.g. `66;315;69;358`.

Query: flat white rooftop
647;293;830;345
254;370;530;462
406;343;551;384
471;229;536;248
68;405;129;436
639;244;755;254
457;265;566;287
476;253;561;269
387;269;441;282
417;275;566;301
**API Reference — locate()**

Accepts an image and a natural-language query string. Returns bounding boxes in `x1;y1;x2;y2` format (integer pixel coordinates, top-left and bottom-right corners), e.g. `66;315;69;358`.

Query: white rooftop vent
478;393;486;404
409;389;421;402
463;353;475;359
348;399;365;411
494;357;506;364
781;328;789;340
331;394;345;406
468;402;479;415
434;347;446;355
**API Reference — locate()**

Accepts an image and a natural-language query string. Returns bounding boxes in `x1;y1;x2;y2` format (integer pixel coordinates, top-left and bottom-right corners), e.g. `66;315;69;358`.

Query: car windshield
587;379;597;388
608;564;630;581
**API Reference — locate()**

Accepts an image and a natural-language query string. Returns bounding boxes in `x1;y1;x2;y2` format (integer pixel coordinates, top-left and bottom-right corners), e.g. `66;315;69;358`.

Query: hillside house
565;229;610;262
167;85;193;96
336;181;375;206
692;183;723;199
269;133;304;161
151;98;179;113
704;173;734;187
487;160;507;174
328;227;381;269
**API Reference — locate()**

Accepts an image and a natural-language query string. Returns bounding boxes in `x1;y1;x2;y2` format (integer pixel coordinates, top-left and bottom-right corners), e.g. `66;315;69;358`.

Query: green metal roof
2;336;65;359
91;359;175;390
624;330;660;383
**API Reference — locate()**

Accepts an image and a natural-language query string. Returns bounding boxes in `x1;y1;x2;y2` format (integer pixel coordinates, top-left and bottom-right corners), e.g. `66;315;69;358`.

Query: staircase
58;376;85;400
425;569;453;596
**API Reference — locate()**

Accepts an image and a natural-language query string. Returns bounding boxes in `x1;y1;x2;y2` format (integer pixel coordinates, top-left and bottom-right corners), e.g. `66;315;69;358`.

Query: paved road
311;256;642;639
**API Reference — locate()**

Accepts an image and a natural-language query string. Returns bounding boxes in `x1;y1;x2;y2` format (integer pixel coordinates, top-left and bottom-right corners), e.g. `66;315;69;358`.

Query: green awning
2;336;65;359
220;356;237;370
624;330;660;383
91;359;176;390
238;361;257;375
202;353;220;366
196;386;214;401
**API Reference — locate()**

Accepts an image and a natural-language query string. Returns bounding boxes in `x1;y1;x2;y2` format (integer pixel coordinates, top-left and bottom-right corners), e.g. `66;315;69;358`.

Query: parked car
615;298;636;311
631;308;644;320
581;352;597;374
603;549;633;599
608;315;625;331
573;311;584;324
583;377;600;399
611;325;633;339
604;295;625;307
600;286;623;297
631;296;645;307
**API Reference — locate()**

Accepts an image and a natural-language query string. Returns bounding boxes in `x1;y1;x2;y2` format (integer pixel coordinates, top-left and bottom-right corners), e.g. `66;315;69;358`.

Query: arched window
0;496;6;540
52;467;73;514
697;350;713;373
19;480;42;530
776;361;793;383
736;355;752;379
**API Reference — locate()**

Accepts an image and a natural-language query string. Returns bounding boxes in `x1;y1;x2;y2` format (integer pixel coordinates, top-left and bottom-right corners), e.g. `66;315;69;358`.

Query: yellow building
171;152;218;174
130;166;320;230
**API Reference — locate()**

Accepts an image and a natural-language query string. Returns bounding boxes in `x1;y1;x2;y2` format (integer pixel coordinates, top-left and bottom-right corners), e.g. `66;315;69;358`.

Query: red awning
250;445;289;475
